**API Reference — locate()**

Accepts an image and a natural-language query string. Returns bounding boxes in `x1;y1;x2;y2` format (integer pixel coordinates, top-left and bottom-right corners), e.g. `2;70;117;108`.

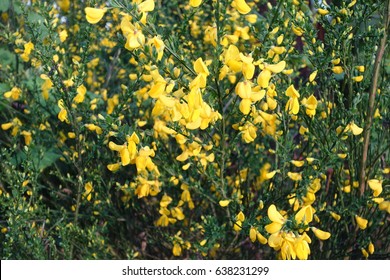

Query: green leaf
0;48;15;68
0;0;10;12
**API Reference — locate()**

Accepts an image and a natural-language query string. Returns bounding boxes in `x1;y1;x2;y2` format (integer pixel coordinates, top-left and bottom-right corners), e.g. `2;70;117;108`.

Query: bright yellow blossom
232;0;251;15
189;0;202;7
368;179;382;197
355;215;368;230
85;7;107;24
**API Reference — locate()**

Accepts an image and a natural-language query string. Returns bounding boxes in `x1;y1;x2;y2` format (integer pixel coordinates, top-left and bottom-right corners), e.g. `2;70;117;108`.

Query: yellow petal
249;227;257;242
265;170;277;179
285;84;300;98
219;200;230;207
138;0;155;13
239;98;252;115
1;123;13;130
108;141;123;152
189;0;202;7
233;0;251;15
85;7;107;24
291;97;300;114
330;212;341;221
353;75;364;82
172;243;182;256
378;201;390;214
268;232;283;247
295;205;314;224
368;179;382;197
267;204;285;224
160;194;173;207
237;211;245;222
120;147;131;166
311;227;331;240
349;122;363;135
309;70;318;82
265;221;283;234
368;242;375;254
355;215;368;230
291;160;304;167
235;81;252;99
318;8;329;15
332;66;343;74
265;61;286;74
257;69;271;88
194;57;209;76
107;163;121;171
256;232;268;244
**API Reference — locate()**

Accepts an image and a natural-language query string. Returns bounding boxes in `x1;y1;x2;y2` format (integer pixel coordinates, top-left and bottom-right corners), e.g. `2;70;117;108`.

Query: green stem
359;0;389;196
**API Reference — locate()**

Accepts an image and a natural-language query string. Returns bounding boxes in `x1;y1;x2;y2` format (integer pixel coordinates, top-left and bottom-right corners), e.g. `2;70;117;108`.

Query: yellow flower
368;179;382;197
311;227;331;240
237;211;245;222
138;0;155;13
21;131;32;146
294;234;311;260
194;57;210;76
109;141;131;166
84;182;93;201
189;0;202;7
160;194;173;207
57;99;69;123
172;243;182;256
121;19;145;50
57;0;70;12
330;212;341;221
348;0;357;8
150;36;165;61
73;84;87;103
219;200;230;207
285;85;300;115
85;7;107;24
4;87;22;100
287;172;302;181
265;204;286;234
107;163;121;172
257;69;272;88
257;232;268;244
295;205;315;224
232;0;251;15
265;60;286;74
356;65;365;72
347;122;363;135
368;242;375;254
318;8;329;15
59;30;68;42
20;41;34;62
291;25;304;36
378;201;390;214
249;227;257;242
332;66;343;74
355;215;368;230
240;53;255;80
304;95;318;117
309;70;318;82
41;75;53;100
353;75;363;82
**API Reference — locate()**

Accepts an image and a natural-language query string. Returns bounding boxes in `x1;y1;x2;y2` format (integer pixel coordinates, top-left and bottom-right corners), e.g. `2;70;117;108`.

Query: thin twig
359;0;389;196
